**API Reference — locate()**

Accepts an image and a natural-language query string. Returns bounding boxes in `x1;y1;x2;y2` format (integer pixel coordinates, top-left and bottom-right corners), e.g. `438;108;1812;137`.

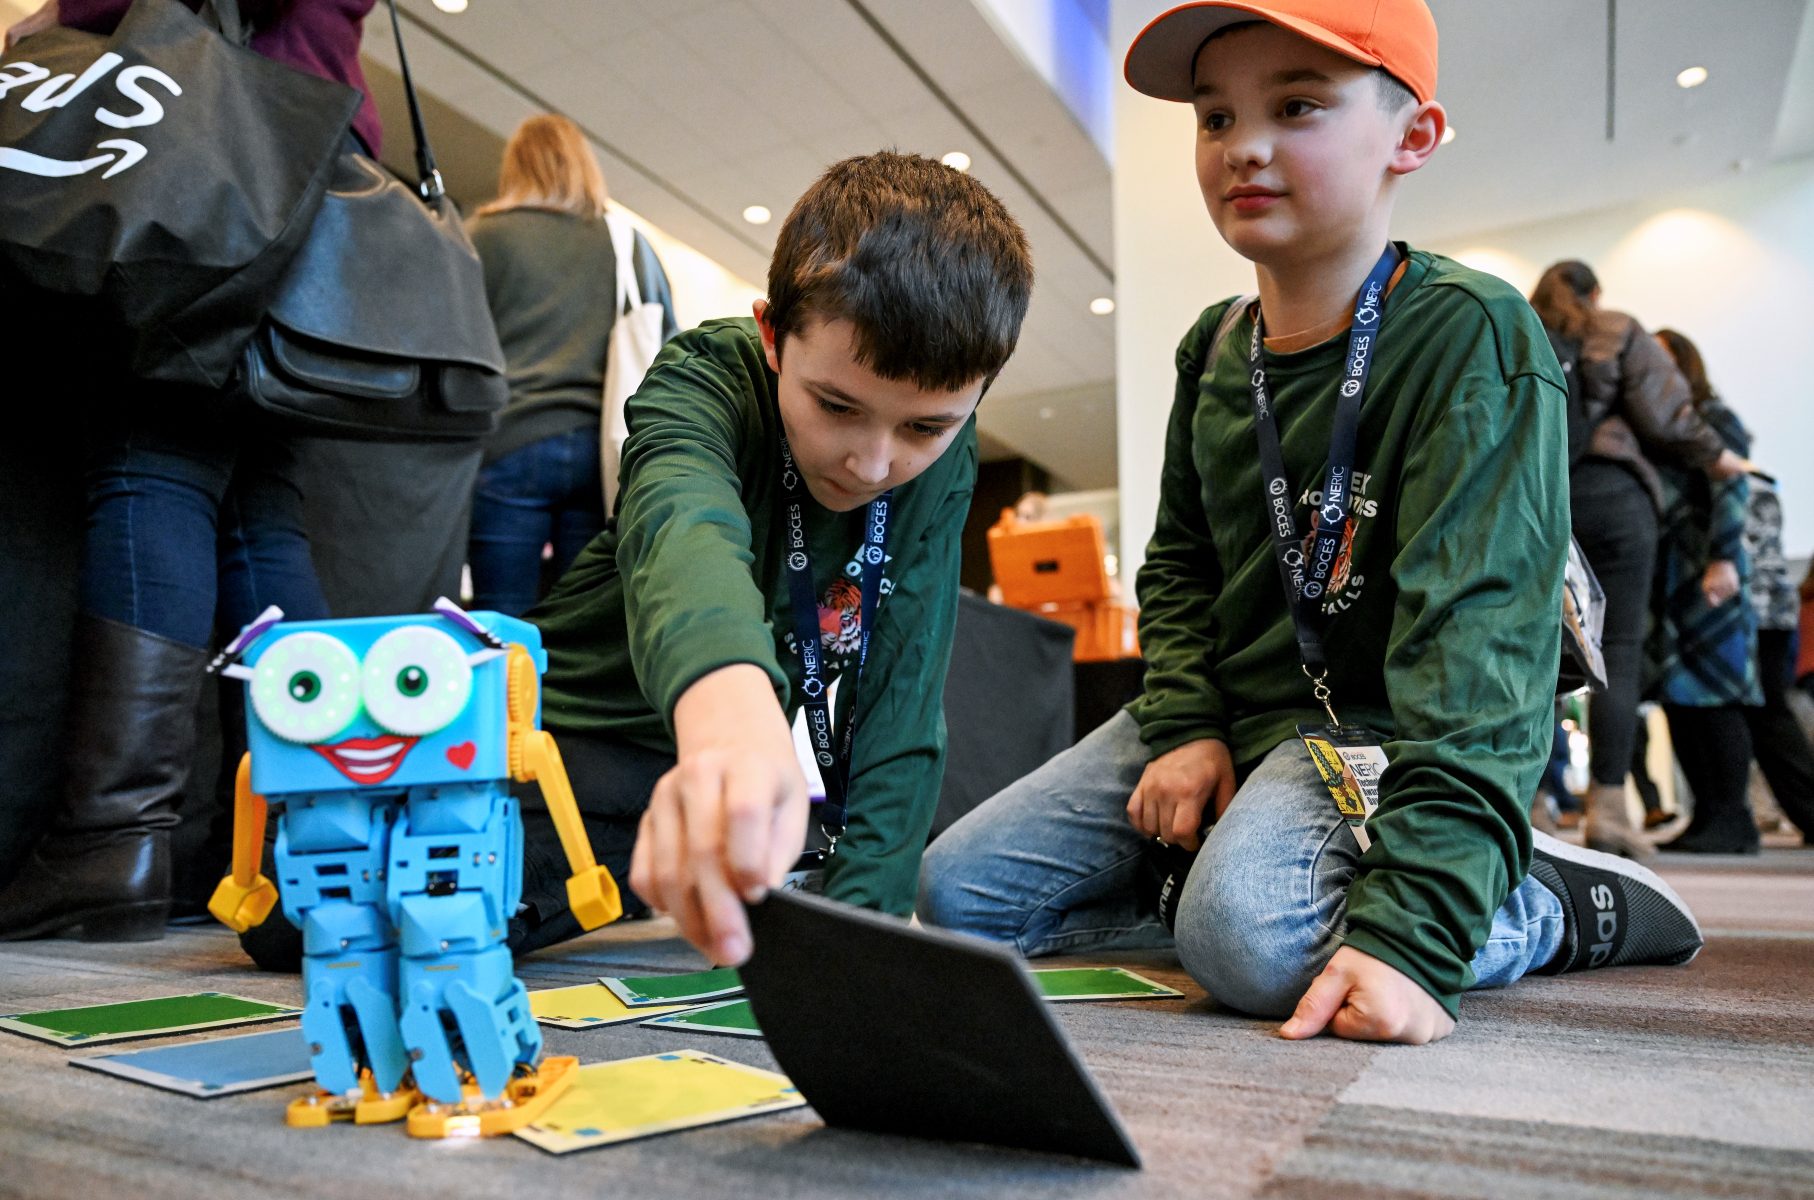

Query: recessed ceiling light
1088;297;1115;316
1440;125;1456;145
941;151;972;172
432;0;468;12
1039;406;1055;420
742;205;772;225
1676;66;1708;89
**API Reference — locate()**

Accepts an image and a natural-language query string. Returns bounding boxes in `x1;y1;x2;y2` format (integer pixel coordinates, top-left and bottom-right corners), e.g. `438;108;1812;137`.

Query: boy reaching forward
920;0;1702;1044
513;153;1033;967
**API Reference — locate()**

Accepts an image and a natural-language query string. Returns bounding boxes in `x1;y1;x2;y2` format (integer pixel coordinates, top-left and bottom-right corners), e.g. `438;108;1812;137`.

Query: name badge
779;846;830;896
779;869;825;895
1297;722;1389;851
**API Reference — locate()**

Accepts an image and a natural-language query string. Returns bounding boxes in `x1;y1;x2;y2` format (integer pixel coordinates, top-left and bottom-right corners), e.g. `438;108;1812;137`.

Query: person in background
1653;329;1813;849
0;0;380;942
1529;718;1576;833
1632;714;1671;830
1800;561;1814;694
1528;261;1751;861
466;114;678;616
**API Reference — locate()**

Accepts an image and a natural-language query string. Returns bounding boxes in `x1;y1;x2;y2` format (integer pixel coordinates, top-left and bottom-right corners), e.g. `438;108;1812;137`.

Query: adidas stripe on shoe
1527;831;1704;975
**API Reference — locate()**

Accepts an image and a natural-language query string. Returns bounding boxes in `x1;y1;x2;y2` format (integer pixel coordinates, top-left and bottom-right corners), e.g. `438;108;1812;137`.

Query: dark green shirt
533;317;976;915
1129;248;1569;1014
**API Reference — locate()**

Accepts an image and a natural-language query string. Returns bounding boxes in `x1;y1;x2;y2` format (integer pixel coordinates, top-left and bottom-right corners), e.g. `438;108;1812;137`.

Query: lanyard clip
1304;665;1340;727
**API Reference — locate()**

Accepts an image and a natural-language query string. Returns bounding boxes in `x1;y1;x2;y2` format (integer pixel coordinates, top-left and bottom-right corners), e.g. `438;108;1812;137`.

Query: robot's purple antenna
434;597;505;650
207;605;285;676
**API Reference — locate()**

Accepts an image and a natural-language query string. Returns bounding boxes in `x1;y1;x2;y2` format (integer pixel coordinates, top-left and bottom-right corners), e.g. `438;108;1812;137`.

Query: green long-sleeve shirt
532;317;975;915
1129;248;1569;1014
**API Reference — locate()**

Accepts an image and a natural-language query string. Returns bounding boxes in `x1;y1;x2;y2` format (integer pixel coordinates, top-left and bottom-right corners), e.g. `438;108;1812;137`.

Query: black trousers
511;728;673;954
1571;462;1659;788
1747;628;1814;839
1665;704;1758;849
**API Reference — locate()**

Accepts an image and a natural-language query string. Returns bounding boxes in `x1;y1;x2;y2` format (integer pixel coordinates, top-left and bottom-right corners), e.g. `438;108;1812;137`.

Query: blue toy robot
207;599;620;1137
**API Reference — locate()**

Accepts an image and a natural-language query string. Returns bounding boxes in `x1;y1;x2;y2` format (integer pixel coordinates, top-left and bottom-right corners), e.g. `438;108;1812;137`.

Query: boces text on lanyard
779;437;891;849
1247;244;1397;725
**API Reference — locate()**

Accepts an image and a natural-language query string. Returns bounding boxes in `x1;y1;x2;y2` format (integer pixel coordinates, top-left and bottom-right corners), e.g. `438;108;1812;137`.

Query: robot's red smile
313;735;419;785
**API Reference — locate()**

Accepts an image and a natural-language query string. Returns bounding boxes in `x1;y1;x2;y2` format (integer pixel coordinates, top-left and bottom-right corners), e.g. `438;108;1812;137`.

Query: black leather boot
0;615;207;941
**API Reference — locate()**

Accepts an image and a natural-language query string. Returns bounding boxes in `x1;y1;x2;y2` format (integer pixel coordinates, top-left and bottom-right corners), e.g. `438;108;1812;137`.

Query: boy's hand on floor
1126;738;1236;851
1279;946;1455;1044
631;664;808;967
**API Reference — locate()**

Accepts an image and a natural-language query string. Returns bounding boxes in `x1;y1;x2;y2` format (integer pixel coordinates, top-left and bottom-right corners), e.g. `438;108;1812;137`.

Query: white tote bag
600;211;667;517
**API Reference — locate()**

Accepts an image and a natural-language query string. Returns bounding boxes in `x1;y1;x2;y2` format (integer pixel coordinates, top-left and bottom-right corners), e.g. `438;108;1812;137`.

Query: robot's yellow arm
507;646;623;931
207;753;279;933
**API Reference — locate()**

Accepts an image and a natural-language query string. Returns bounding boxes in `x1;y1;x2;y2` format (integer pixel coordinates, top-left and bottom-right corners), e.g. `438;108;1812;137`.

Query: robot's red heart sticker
446;742;477;770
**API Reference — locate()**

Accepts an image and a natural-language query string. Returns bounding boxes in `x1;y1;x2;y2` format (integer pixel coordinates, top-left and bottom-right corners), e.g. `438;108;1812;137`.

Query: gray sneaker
1527;832;1703;974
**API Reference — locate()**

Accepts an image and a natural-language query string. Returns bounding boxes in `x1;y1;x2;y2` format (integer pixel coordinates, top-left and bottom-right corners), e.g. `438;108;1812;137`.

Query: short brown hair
1530;260;1600;340
477;114;609;219
765;152;1034;392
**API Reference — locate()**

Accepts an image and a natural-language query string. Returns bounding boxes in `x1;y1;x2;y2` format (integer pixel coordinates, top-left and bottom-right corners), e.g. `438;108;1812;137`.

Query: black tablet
740;889;1141;1167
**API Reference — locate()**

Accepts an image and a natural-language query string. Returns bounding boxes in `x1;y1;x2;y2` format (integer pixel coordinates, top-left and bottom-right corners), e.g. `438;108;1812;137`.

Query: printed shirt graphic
781;552;894;671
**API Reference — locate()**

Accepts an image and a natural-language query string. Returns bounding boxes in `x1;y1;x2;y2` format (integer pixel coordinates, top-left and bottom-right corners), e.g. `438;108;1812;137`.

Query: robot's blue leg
277;794;409;1096
399;939;541;1101
345;975;410;1094
390;784;541;1103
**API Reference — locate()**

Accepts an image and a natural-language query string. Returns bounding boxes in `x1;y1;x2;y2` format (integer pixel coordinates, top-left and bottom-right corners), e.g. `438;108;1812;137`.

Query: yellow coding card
528;983;697;1029
515;1049;806;1154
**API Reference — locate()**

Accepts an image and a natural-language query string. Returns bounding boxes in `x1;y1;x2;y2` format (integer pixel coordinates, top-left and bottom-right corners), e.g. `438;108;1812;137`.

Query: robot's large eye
250;633;362;744
362;626;472;736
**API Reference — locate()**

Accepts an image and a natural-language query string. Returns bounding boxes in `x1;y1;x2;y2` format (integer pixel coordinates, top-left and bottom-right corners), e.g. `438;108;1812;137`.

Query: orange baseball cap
1125;0;1438;105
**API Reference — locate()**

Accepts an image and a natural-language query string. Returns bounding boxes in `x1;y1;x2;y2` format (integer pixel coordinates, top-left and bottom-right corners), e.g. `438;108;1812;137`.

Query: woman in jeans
466;115;678;615
1529;261;1750;860
0;0;380;942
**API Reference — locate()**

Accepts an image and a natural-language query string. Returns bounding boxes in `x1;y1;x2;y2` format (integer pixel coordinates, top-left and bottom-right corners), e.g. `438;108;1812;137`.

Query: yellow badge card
1297;723;1390;852
528;983;698;1029
515;1049;806;1154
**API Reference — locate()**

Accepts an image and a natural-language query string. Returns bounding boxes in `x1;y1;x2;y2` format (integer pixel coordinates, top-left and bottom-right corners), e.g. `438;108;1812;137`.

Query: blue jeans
82;392;327;649
919;711;1566;1017
467;428;605;616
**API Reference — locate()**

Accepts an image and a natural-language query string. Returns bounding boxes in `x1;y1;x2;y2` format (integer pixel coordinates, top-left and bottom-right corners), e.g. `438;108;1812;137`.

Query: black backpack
1546;327;1592;467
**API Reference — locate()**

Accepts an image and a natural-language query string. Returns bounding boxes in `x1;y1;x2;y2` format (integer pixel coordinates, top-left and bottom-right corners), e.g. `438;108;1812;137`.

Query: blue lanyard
1246;244;1397;719
779;437;891;840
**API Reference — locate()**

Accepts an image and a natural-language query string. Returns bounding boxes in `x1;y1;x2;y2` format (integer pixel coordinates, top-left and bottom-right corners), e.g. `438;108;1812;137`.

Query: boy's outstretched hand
630;664;808;968
1279;946;1455;1045
1127;737;1236;851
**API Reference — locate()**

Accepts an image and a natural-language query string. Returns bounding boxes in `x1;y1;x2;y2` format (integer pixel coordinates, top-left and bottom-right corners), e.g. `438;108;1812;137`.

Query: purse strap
198;0;249;47
385;0;445;200
604;212;642;314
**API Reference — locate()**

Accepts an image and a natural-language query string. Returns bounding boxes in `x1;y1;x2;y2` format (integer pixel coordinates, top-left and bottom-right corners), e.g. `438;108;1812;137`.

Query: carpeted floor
2;846;1810;1199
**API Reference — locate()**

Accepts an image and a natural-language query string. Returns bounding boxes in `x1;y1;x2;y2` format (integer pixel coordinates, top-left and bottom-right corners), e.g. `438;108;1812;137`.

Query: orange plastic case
987;511;1139;661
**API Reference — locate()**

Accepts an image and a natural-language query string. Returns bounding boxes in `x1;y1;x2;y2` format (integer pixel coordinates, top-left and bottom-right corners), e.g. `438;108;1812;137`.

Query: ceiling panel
1395;0;1808;241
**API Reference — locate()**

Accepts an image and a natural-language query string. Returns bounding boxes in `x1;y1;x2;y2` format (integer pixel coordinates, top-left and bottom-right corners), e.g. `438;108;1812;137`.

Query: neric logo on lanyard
777;437;892;848
1247;245;1398;724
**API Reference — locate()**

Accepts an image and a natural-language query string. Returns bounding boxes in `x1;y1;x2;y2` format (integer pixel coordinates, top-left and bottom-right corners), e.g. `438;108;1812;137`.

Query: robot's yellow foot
405;1056;579;1139
284;1072;420;1128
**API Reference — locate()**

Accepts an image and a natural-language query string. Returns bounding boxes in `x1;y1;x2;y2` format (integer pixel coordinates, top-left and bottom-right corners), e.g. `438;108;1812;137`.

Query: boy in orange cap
921;0;1704;1044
